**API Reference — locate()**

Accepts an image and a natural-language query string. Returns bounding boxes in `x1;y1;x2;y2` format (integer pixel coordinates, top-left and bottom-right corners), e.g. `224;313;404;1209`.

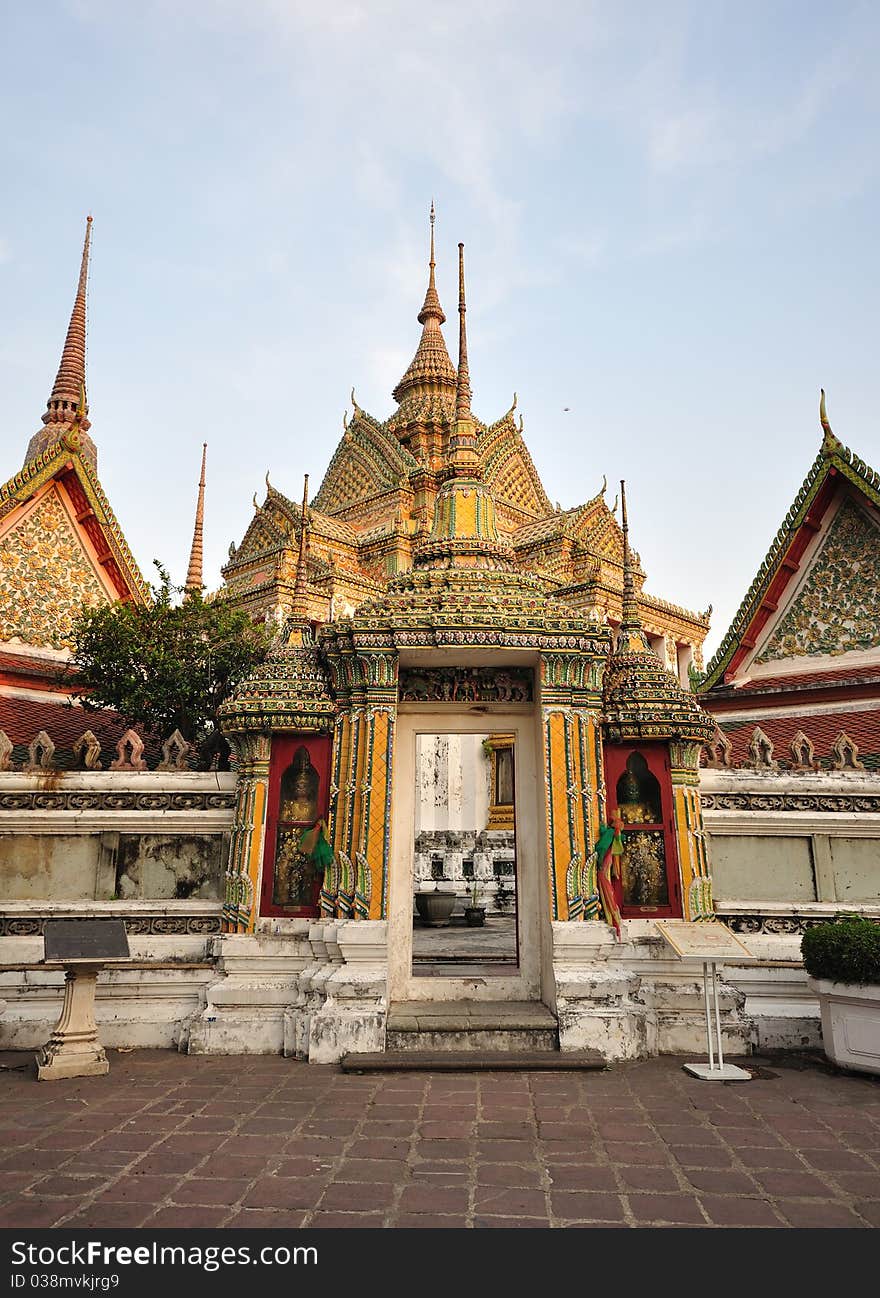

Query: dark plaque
44;919;130;963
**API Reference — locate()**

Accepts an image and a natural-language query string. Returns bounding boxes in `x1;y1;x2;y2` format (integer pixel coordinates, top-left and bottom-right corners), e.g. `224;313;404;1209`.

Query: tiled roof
714;665;880;696
0;694;163;770
716;706;880;770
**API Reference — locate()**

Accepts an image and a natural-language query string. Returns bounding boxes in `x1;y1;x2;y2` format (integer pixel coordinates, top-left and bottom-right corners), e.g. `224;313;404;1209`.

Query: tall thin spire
391;203;456;412
291;474;310;620
448;242;479;476
45;215;92;430
26;217;98;469
615;480;649;653
455;242;472;420
417;201;445;326
185;444;208;597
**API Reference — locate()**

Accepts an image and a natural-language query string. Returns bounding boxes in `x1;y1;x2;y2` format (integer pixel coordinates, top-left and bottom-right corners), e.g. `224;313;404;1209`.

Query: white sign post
655;921;755;1082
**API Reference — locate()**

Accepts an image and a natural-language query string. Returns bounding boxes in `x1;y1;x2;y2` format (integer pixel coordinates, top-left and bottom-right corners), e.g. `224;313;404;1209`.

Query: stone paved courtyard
0;1049;878;1229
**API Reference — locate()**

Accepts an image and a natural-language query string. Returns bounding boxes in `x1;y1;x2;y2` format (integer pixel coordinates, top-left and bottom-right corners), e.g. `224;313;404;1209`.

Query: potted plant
464;881;486;928
414;884;456;928
802;916;880;1076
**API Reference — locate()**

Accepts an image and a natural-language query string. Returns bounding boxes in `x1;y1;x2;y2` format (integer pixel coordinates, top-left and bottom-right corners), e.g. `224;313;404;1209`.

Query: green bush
801;917;880;985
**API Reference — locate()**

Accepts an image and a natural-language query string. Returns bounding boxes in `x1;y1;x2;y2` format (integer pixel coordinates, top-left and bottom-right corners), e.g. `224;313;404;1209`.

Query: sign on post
655;920;755;1082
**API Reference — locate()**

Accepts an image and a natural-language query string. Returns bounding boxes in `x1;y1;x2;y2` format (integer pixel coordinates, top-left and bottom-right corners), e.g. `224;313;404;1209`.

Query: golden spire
447;242;479;475
291;473;310;620
414;240;511;572
185;443;208;597
615;480;649;653
391;203;457;409
26;216;98;469
418;201;445;326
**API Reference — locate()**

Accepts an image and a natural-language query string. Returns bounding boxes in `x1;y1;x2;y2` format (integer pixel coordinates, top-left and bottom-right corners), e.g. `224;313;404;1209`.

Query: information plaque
655;920;755;963
655;920;754;1082
43;918;130;964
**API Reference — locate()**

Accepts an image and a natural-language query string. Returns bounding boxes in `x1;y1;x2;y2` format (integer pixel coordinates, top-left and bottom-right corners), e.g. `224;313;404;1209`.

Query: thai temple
0;213;877;1064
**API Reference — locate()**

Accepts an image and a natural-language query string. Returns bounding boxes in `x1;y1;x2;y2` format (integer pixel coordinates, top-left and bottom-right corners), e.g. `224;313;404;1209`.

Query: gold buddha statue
279;746;319;823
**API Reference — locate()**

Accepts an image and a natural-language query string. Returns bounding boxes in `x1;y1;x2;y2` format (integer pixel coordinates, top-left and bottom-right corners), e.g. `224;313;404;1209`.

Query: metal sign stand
683;959;751;1082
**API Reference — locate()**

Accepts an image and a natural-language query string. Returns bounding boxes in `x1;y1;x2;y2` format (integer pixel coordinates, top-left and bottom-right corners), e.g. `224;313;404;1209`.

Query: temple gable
0;484;113;649
756;495;880;664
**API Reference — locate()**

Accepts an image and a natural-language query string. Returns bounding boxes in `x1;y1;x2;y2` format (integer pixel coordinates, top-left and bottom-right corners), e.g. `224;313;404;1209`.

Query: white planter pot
808;977;880;1076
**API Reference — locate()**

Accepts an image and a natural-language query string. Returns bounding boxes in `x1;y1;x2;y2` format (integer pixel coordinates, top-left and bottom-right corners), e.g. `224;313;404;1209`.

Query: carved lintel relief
399;665;533;703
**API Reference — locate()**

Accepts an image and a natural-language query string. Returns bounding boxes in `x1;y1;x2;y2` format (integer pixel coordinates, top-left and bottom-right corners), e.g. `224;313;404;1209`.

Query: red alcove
602;743;682;919
260;734;332;918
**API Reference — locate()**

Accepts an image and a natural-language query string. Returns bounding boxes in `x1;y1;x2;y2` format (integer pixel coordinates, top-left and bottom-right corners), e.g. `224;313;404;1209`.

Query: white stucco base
185;921;388;1061
551;921;754;1062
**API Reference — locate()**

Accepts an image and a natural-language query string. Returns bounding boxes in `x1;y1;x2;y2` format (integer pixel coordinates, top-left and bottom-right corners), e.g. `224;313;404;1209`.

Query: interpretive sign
655;921;754;1082
655;920;754;963
43;918;130;964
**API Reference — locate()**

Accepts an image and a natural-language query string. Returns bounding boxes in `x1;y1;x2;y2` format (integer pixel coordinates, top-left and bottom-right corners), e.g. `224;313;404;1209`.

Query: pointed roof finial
45;215;92;430
291;473;311;620
392;204;457;409
26;216;98;469
418;200;445;326
455;242;472;421
185;443;208;597
819;387;841;454
616;479;648;652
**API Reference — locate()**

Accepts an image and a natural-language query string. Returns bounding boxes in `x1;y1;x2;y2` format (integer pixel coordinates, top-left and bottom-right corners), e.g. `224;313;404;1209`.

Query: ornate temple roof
701;393;880;691
0;219;148;653
603;484;715;746
223;212;709;659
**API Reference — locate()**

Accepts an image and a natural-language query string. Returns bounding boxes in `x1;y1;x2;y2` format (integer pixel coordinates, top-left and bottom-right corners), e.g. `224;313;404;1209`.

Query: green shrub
801;917;880;985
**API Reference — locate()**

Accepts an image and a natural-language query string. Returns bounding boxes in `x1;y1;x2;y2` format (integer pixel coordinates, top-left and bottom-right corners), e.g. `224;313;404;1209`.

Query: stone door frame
388;704;546;1004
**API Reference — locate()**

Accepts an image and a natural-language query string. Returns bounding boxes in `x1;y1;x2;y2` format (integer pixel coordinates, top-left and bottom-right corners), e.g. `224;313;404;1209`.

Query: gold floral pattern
757;497;880;663
0;489;107;648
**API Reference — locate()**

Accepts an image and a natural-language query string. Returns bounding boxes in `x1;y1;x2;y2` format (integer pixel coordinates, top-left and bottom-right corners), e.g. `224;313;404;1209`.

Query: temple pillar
222;732;271;933
669;740;714;920
540;653;603;921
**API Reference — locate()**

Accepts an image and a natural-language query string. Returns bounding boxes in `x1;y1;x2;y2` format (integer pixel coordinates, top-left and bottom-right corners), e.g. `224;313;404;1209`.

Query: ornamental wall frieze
719;910;880;937
0;790;237;812
701;791;880;813
399;665;533;703
0;914;223;937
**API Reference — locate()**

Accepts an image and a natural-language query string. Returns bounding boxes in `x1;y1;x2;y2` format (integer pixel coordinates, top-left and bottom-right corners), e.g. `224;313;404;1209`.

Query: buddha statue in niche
279;745;319;823
615;752;661;825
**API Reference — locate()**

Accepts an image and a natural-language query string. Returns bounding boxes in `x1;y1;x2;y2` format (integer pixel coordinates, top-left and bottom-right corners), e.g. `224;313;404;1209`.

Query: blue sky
2;1;878;656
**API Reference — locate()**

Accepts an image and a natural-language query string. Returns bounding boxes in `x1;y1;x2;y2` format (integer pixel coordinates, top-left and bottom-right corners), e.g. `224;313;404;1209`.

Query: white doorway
388;707;544;1004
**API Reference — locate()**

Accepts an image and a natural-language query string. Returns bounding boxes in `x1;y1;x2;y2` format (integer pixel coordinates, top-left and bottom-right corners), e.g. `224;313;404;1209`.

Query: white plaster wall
0;834;101;900
415;733;491;832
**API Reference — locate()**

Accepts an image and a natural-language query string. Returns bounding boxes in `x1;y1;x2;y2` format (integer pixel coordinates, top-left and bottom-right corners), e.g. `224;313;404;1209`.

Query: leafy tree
70;564;269;767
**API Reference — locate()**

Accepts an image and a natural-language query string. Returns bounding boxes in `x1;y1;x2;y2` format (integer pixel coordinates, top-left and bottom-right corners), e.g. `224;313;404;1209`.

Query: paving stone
477;1163;543;1187
699;1195;784;1226
604;1141;672;1166
753;1169;833;1197
243;1177;329;1210
474;1187;547;1216
320;1182;397;1211
172;1177;251;1205
627;1194;705;1224
683;1168;758;1194
309;1212;388;1228
618;1165;681;1193
778;1200;867;1228
398;1185;469;1214
550;1192;626;1222
547;1165;616;1191
334;1159;408;1183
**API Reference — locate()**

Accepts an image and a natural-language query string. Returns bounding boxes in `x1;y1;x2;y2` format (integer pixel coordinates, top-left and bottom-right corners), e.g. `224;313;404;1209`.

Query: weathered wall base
185;921;388;1062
